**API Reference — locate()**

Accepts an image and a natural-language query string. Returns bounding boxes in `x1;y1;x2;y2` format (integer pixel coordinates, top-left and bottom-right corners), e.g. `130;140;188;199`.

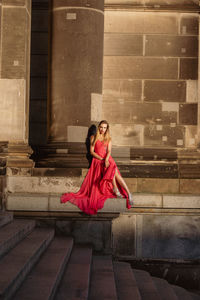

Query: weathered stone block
179;164;200;179
102;101;134;124
137;178;179;193
179;103;197;125
123;178;137;193
6;194;49;211
1;7;28;78
180;15;199;35
163;195;200;208
186;80;198;103
132;193;162;207
180;58;198;80
185;126;197;148
7;167;32;177
56;219;111;253
0;79;25;142
30;77;48;99
51;194;127;213
130;147;177;161
112;214;136;256
144;80;186;102
32;168;82;177
103;101;177;125
103;57;178;79
91;93;102;122
49;195;80;212
31;32;48;55
2;0;26;5
112;146;130;158
7;176;82;194
106;101;177;124
162;102;179;112
67;126;88;143
109;124;143;146
118;164;178;178
145;35;198;57
103;79;142;101
141;215;200;259
105;11;179;34
144;125;185;147
104;33;143;56
180;179;200;193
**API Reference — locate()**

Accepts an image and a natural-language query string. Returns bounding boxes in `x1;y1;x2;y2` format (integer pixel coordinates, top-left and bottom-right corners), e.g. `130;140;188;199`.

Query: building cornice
104;1;200;13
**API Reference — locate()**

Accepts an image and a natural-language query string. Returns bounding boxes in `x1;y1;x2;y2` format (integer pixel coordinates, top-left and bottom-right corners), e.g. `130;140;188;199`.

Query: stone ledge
163;195;200;209
5;192;200;213
6;193;127;213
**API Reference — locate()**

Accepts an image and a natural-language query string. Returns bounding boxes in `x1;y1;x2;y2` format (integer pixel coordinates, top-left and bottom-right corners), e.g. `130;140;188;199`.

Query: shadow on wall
85;125;97;168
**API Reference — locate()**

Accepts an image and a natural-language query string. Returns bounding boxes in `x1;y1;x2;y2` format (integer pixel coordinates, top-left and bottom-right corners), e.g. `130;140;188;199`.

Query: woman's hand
105;159;110;168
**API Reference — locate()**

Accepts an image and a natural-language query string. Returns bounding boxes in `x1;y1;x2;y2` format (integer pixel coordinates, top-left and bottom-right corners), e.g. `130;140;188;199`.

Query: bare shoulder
108;138;112;147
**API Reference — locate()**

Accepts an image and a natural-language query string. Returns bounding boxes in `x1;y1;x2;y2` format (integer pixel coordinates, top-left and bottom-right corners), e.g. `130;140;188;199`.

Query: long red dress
60;140;131;215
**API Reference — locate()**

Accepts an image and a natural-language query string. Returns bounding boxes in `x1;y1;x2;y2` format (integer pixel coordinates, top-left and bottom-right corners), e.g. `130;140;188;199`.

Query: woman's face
99;123;108;135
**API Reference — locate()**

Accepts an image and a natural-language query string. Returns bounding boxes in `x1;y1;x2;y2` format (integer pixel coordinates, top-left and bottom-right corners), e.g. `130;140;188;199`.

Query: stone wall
102;7;199;148
27;0;200;151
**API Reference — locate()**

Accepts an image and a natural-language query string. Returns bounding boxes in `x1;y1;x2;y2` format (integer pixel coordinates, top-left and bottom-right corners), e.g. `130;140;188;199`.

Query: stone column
49;0;104;143
0;0;34;170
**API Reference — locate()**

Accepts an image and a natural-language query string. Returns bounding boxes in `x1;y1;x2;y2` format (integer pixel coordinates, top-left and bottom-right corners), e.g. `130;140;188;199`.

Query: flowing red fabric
60;140;131;215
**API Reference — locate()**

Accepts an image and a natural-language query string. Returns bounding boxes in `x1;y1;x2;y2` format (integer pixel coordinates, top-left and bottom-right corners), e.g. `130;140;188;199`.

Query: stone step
133;269;162;300
88;256;118;300
32;167;83;177
113;261;141;300
0;219;36;259
0;228;54;300
172;285;193;300
152;277;179;300
0;212;13;228
13;236;73;300
55;246;92;300
189;292;200;300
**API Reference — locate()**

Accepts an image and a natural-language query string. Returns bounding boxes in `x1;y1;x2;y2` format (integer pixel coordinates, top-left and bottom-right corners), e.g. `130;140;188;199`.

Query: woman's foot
113;188;123;198
128;193;134;206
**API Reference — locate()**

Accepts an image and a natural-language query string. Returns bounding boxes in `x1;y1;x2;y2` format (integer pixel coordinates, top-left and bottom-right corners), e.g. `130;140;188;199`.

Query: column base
0;142;35;175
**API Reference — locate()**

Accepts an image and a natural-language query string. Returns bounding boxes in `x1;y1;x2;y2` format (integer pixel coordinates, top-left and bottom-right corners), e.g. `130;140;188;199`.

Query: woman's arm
105;139;111;168
90;136;103;161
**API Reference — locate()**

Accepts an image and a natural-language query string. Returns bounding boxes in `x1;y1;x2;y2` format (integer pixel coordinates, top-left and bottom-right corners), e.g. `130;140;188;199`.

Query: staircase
0;212;199;300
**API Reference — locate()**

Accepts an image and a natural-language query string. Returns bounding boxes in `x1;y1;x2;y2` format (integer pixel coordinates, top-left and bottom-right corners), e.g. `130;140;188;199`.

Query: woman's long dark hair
85;124;97;167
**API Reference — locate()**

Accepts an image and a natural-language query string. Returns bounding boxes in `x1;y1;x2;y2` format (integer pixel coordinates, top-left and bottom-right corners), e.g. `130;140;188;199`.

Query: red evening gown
60;140;131;215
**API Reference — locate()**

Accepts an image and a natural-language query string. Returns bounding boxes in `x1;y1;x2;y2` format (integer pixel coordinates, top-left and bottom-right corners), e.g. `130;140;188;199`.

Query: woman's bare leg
112;174;118;192
115;170;130;195
113;170;133;204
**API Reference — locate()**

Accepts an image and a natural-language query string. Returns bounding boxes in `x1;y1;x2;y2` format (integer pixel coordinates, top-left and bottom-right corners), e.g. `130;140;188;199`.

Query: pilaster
48;0;105;143
0;1;34;169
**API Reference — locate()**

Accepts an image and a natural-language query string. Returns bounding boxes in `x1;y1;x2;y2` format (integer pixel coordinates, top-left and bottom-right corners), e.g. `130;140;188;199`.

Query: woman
61;120;133;215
